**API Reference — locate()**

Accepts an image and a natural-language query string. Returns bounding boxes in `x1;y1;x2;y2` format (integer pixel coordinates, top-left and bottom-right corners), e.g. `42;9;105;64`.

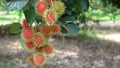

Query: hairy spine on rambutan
52;24;60;34
33;53;46;66
36;1;46;15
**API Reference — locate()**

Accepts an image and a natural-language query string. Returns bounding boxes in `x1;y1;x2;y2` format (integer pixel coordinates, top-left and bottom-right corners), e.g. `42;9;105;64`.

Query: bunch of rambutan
21;0;65;66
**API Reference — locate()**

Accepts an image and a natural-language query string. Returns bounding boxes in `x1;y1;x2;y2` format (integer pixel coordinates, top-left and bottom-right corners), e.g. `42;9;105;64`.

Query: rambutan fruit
34;34;43;45
44;44;54;55
33;53;46;66
52;1;65;16
25;41;34;50
22;28;33;41
52;24;60;34
43;24;51;33
42;24;52;38
44;10;57;24
36;1;46;15
22;19;29;29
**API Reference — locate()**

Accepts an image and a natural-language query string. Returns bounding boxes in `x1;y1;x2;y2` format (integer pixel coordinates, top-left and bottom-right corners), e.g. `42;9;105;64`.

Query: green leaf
64;15;76;21
79;0;89;10
8;23;22;34
24;4;36;25
61;26;68;34
7;0;29;10
65;22;80;36
66;9;72;15
30;0;36;6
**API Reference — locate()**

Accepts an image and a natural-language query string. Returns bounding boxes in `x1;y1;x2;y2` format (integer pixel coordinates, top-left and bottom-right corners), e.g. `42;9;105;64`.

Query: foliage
0;0;7;10
102;0;120;8
77;28;99;41
0;23;22;35
79;0;120;22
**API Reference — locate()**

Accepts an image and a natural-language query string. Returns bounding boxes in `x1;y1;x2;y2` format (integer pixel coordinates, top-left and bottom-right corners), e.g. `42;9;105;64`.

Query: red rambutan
36;1;46;14
33;53;46;66
22;28;33;41
22;19;29;28
34;35;43;45
26;41;34;49
44;10;57;24
44;44;53;55
43;24;51;33
52;24;60;34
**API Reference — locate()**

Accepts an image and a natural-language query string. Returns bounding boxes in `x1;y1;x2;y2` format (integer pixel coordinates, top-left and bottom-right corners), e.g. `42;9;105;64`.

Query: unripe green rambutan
52;1;65;16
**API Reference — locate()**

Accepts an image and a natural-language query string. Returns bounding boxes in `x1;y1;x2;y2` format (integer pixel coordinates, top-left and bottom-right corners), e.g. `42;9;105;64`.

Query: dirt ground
0;21;120;68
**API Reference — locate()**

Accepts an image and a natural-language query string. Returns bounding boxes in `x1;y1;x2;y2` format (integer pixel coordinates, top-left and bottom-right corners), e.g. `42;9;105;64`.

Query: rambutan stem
62;24;72;35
